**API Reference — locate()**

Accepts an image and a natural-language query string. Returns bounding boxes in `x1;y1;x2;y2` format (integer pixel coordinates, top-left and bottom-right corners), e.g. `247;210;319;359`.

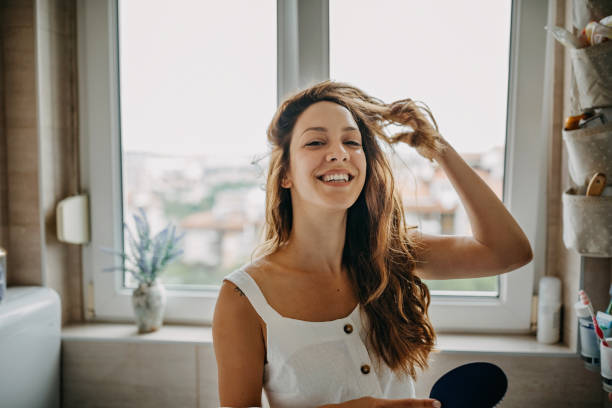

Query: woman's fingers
338;396;441;408
383;398;441;408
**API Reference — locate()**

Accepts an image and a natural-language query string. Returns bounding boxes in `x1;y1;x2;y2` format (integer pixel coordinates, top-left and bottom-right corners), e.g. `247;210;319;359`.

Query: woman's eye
305;140;360;146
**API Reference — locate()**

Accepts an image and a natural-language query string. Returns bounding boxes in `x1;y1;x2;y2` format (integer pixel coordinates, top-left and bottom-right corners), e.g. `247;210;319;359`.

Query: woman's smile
315;169;356;187
316;174;354;186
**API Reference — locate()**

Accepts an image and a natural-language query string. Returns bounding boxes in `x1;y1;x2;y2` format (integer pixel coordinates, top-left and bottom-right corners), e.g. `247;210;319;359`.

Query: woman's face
282;101;367;212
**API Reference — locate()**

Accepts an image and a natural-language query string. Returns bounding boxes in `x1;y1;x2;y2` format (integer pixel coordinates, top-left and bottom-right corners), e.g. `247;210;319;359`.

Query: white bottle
537;276;562;344
0;247;5;303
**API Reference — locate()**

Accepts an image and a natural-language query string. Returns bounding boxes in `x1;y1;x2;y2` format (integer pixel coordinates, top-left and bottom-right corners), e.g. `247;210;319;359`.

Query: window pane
118;0;276;288
330;0;512;296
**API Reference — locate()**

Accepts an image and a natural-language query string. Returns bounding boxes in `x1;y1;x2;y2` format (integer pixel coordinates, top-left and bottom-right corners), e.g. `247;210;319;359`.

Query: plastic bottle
605;284;612;315
537;276;562;344
0;247;5;303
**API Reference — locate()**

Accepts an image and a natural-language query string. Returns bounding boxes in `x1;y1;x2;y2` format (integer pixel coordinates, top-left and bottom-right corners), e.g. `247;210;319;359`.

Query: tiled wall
0;4;6;248
61;339;604;408
36;0;83;324
0;0;82;323
418;352;604;408
1;0;42;284
545;0;580;352
62;342;222;408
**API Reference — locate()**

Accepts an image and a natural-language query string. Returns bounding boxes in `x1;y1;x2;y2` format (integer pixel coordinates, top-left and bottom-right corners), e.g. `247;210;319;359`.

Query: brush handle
579;290;609;346
594;320;609;346
588;306;610;347
586;300;596;318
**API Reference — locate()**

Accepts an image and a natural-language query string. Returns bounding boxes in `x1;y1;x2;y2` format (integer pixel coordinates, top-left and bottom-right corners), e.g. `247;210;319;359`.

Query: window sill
62;323;577;357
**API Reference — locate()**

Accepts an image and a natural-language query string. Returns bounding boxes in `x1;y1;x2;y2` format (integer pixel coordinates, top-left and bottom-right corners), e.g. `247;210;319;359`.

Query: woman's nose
326;143;349;162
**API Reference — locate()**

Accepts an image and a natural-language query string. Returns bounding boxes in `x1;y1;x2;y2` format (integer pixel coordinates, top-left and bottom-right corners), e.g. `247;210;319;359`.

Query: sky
118;0;511;159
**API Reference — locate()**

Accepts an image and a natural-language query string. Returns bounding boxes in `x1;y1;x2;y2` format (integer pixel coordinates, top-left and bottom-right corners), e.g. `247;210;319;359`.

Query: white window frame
78;0;547;332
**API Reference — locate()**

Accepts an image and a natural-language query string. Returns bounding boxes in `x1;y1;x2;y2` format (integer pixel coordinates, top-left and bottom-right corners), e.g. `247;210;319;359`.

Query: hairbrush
429;362;507;408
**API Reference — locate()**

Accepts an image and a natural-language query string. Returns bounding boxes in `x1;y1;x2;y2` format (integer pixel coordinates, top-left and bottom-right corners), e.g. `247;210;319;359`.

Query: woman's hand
320;396;441;408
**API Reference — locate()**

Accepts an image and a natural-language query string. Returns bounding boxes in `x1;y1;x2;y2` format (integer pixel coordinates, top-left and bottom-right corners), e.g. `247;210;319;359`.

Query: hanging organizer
562;123;612;257
570;40;612;109
561;9;612;258
562;0;612;390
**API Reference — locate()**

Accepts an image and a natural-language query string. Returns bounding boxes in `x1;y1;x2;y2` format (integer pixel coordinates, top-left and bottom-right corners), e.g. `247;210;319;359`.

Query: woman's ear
280;168;292;188
281;176;292;189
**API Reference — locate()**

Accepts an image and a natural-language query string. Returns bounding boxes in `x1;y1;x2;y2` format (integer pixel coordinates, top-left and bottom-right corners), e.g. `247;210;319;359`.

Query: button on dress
222;265;416;408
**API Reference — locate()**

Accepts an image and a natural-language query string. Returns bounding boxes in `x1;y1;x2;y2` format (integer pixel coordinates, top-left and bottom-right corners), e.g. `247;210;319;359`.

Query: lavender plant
101;207;185;285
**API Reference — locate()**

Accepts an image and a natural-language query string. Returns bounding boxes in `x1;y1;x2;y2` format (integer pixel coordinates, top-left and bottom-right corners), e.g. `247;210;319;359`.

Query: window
118;0;275;289
330;0;511;297
79;0;547;331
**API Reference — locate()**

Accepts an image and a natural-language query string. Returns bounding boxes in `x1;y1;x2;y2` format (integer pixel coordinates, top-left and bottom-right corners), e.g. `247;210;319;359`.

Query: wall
0;5;6;248
61;338;604;408
0;0;82;324
547;0;612;351
1;0;42;285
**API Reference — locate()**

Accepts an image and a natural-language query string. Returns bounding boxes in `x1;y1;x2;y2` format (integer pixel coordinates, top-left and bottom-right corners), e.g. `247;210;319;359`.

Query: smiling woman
212;80;532;408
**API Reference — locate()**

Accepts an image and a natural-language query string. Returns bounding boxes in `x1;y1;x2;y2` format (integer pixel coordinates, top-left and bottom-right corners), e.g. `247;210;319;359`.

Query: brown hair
252;80;446;379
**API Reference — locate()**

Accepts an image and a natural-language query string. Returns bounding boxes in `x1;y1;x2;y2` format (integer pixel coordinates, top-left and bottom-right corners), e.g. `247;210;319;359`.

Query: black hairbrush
429;362;507;408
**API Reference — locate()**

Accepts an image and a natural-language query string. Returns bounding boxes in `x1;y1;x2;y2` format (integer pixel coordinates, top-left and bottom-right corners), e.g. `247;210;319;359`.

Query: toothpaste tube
597;311;612;338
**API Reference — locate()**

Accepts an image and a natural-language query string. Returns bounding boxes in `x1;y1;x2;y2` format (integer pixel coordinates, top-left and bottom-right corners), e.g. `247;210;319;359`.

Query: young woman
212;80;533;408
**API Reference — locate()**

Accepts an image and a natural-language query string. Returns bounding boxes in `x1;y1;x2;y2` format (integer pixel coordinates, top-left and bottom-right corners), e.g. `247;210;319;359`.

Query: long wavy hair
252;80;447;380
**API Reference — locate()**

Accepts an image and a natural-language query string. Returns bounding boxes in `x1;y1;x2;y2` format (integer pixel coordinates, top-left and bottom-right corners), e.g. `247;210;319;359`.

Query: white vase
132;279;167;333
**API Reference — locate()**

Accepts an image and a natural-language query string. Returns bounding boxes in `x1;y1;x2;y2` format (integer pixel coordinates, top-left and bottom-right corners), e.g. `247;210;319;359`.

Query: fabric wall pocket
570;41;612;109
562;122;612;186
563;187;612;257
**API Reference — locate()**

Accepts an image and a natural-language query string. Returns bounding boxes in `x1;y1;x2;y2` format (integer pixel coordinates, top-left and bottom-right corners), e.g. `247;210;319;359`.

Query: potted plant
102;207;184;333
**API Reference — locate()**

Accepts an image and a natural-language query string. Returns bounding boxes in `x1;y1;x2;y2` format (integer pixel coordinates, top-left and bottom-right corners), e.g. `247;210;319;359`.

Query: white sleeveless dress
222;265;416;408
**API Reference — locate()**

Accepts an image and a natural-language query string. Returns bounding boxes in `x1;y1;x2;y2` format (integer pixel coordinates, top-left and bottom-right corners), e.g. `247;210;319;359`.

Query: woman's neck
278;204;348;279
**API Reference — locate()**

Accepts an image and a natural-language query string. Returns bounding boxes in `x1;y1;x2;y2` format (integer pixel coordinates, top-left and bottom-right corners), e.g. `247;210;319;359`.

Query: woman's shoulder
217;259;273;328
219;257;278;306
239;254;283;283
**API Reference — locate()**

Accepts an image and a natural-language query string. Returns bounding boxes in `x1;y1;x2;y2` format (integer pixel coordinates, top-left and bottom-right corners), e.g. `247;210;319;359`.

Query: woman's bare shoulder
242;254;281;283
218;257;275;312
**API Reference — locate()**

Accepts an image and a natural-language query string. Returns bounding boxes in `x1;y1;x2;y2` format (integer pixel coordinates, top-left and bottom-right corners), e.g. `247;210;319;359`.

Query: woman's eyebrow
301;126;359;135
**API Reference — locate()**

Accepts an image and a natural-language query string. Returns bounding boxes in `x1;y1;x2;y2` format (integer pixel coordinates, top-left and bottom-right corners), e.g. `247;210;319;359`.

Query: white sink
0;287;61;408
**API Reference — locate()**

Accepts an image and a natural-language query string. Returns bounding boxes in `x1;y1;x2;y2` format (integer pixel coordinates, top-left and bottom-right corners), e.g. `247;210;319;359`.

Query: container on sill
601;338;612;392
537;276;561;344
0;247;5;303
580;317;601;371
562;187;612;257
576;300;601;371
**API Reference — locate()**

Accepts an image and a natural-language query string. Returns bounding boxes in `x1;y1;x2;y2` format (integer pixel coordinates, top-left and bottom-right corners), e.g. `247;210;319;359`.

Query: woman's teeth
321;174;350;182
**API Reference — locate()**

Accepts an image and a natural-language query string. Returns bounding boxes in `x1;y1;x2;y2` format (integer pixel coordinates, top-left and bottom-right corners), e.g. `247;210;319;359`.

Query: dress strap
223;266;279;323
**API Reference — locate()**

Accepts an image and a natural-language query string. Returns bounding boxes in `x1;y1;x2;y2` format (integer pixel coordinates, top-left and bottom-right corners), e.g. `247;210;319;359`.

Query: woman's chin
315;197;359;212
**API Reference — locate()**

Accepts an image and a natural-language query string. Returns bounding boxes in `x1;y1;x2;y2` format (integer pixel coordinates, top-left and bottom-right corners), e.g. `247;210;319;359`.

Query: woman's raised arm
213;280;266;407
411;138;533;280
